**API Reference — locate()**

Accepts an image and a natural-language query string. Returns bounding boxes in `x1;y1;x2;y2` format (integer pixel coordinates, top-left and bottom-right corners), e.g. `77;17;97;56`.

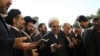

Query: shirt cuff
50;43;56;52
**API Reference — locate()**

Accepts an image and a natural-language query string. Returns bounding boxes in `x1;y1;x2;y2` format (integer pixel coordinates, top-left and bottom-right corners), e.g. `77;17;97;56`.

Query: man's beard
0;3;10;14
25;29;33;35
16;22;24;30
0;6;7;14
17;25;25;31
42;31;47;35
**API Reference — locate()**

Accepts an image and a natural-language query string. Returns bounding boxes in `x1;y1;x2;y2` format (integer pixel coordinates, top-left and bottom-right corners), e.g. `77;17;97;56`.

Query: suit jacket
10;28;25;56
83;24;100;56
94;24;100;56
0;16;15;56
31;34;41;42
42;31;70;56
10;27;33;56
83;26;97;56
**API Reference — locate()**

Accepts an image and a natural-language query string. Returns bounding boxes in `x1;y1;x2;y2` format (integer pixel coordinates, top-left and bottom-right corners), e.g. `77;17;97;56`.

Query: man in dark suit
94;24;100;56
24;16;36;36
0;0;38;56
6;9;38;56
80;23;100;56
73;26;86;56
24;16;39;56
77;15;94;56
42;17;70;56
60;23;75;56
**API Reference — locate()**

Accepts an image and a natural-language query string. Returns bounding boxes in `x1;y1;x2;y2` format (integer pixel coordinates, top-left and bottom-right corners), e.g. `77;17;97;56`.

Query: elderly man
41;17;70;56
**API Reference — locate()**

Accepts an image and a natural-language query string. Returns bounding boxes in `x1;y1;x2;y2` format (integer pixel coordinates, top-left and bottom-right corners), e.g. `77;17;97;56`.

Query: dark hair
24;16;36;25
92;18;99;22
5;9;21;25
38;23;45;31
77;15;88;22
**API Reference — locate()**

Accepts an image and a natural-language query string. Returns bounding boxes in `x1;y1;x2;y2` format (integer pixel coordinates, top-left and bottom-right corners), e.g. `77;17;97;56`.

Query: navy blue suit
0;16;15;56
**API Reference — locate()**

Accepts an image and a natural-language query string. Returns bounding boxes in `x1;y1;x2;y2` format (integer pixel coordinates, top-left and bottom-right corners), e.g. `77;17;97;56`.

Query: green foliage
86;15;97;20
86;8;100;20
97;8;100;18
97;8;100;16
73;8;100;27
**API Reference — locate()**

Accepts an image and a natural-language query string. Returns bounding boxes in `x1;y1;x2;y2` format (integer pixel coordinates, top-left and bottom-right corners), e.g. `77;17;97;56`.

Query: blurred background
9;0;100;28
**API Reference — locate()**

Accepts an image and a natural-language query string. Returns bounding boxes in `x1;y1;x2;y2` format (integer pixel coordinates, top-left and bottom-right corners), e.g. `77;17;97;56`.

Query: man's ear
13;18;17;24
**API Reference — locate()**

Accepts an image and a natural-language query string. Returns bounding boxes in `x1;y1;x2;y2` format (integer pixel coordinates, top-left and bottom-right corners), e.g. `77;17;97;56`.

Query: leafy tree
97;8;100;18
86;15;97;20
86;8;100;21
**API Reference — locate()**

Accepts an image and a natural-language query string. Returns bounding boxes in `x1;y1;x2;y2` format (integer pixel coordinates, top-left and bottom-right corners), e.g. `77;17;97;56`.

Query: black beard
42;31;47;35
25;29;33;35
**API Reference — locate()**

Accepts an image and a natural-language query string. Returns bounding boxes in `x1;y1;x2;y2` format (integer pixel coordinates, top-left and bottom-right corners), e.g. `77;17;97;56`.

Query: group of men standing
0;0;100;56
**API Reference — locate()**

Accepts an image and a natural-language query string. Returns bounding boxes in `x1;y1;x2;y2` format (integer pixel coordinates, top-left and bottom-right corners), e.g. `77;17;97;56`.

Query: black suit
10;28;25;56
0;16;15;56
73;35;86;56
83;26;96;56
10;27;33;56
83;24;100;56
31;34;41;42
42;31;70;56
94;24;100;56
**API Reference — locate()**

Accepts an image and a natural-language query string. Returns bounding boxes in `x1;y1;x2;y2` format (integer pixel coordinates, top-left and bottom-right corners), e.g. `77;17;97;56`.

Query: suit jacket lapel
0;16;11;38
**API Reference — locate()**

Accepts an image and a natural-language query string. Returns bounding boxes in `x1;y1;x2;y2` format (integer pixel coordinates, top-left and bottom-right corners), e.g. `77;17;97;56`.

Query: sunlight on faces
48;17;60;34
50;21;59;34
62;23;71;35
16;14;25;30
